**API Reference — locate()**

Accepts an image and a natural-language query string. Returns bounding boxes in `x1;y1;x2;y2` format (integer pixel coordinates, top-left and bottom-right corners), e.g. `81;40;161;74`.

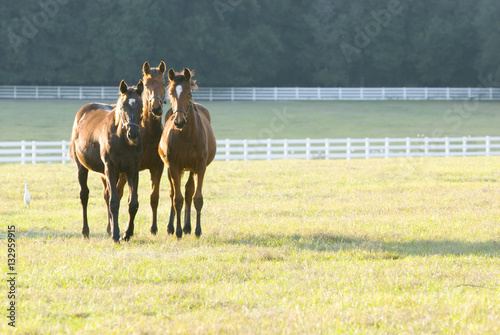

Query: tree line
1;0;499;87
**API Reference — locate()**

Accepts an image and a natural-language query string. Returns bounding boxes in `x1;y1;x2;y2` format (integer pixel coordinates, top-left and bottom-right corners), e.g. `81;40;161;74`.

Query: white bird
23;181;31;207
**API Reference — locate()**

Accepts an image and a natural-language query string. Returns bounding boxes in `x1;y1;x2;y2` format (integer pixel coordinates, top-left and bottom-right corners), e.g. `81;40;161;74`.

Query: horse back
70;103;115;173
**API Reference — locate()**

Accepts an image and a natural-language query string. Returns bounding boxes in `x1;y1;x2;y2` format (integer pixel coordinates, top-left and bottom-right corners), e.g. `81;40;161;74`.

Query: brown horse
70;80;144;242
115;61;166;236
159;68;216;238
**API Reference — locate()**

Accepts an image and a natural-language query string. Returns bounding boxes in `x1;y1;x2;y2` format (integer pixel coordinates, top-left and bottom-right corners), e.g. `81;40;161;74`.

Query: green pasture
1;99;500;141
1;157;499;334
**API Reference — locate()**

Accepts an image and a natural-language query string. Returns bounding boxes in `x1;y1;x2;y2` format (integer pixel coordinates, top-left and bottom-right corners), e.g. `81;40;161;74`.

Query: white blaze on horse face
128;98;136;106
176;85;183;99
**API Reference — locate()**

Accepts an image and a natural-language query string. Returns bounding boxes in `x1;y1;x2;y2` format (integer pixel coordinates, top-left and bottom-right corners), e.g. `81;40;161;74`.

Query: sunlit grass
0;157;499;334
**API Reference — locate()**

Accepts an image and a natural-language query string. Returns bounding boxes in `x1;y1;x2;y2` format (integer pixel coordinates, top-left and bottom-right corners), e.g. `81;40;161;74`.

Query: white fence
2;137;500;164
1;86;500;101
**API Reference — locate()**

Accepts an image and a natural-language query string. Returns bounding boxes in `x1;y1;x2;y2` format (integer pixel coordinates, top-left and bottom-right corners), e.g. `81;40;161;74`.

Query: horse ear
136;80;144;96
159;61;166;74
143;62;150;75
183;68;192;81
119;80;128;94
168;68;176;82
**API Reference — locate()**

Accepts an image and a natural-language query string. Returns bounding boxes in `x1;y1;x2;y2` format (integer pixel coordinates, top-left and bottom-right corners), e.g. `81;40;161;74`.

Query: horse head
167;68;198;130
142;61;166;116
117;79;144;145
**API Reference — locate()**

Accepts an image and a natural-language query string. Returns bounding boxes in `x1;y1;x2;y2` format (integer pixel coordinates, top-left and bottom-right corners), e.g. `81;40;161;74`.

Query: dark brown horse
70;80;144;242
159;68;216;238
115;61;166;236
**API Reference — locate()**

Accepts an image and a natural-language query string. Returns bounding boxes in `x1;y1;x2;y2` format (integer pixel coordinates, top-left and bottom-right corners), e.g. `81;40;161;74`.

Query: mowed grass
2;99;500;141
0;157;499;334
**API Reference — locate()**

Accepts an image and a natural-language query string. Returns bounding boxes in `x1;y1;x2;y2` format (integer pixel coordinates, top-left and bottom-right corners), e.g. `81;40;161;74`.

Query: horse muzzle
174;118;187;129
126;125;140;145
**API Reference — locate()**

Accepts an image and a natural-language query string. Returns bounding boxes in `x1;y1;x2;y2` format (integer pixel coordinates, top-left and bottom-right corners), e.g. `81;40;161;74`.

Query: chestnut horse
115;61;166;236
70;80;144;242
159;68;216;238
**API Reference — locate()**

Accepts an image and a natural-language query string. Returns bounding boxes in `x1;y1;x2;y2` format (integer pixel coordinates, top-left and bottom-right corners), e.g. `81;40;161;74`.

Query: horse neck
142;108;163;129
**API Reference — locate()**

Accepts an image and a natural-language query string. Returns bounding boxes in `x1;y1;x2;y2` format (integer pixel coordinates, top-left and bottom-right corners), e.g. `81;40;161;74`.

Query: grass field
1;99;500;141
1;157;499;334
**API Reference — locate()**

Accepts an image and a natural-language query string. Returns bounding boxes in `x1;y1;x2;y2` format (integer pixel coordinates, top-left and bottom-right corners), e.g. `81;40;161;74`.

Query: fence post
225;139;230;161
32;141;37;165
490;88;493;100
445;137;450;157
306;138;311;160
365;138;369;159
425;87;428;100
446;87;450;100
14;86;17;99
35;86;39;99
346;138;351;160
57;86;61;99
79;86;83;100
403;87;407;100
275;87;278;101
486;136;490;157
406;137;410;157
382;87;385;100
325;138;329;160
284;139;288;159
62;141;67;164
243;139;248;161
209;88;213;102
424;137;429;156
317;87;321;100
21;140;26;165
267;138;272;160
101;86;105;100
385;137;389;159
462;136;467;157
231;87;234;102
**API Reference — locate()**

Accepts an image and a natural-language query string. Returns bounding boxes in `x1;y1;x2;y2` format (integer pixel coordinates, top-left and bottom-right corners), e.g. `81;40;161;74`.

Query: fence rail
1;86;500;101
2;137;500;164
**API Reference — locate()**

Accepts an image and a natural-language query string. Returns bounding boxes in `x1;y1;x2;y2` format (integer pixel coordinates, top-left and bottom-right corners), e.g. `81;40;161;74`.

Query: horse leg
105;166;121;243
170;167;184;238
183;172;195;235
193;167;206;238
77;161;90;239
122;171;139;241
167;168;176;235
149;164;164;235
100;176;112;236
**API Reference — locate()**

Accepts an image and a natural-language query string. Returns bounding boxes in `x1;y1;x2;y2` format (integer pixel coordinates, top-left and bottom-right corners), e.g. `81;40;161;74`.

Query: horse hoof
167;225;175;235
82;230;90;239
120;234;131;242
176;230;183;239
150;226;158;235
195;229;202;238
183;226;191;235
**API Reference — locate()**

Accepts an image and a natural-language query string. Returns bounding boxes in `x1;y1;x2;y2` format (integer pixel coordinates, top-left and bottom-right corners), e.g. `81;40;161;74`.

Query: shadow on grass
213;233;500;258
